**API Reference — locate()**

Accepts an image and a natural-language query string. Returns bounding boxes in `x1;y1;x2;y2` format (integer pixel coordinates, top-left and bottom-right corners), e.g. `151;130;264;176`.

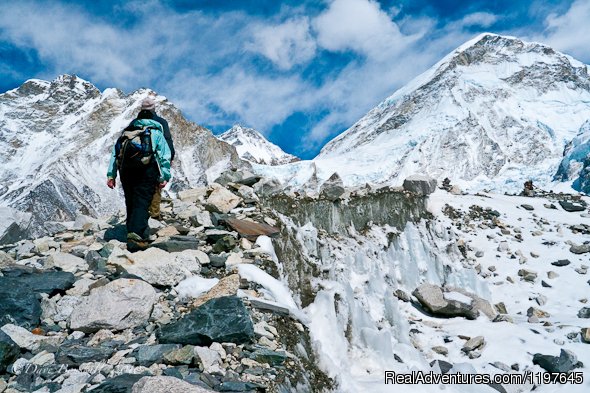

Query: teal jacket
107;119;172;182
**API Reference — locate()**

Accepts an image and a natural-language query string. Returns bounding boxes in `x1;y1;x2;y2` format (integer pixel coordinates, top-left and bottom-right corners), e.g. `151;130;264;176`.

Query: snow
174;276;219;300
443;291;473;305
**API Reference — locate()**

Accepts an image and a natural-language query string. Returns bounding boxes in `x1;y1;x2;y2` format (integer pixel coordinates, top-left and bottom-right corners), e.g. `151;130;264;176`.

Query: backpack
115;126;154;170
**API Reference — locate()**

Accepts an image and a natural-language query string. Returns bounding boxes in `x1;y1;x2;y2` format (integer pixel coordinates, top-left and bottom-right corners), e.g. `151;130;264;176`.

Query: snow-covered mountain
0;75;244;235
218;125;299;166
258;33;590;193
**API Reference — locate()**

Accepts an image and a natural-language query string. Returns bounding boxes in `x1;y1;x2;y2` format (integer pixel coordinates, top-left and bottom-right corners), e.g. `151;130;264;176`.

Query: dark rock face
1;268;75;295
558;200;586;212
0;278;42;327
0;330;19;372
56;345;116;366
152;236;200;252
90;373;147;393
158;296;254;346
249;348;287;367
532;349;582;373
551;259;571;267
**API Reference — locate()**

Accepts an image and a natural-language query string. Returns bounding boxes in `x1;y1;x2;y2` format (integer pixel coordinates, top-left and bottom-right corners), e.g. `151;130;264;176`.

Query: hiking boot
127;232;149;252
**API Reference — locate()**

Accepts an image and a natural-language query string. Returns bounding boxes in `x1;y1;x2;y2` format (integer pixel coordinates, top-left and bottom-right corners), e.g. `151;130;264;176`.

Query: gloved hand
107;178;116;189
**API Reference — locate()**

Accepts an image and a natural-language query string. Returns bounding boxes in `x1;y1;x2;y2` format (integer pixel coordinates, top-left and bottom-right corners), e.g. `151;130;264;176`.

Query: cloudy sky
1;0;589;158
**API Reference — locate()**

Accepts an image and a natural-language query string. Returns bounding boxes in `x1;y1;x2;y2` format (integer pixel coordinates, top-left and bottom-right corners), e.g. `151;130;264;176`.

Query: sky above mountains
1;0;589;159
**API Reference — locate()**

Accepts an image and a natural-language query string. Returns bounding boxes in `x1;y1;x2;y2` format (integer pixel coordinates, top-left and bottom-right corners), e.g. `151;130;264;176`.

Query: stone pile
0;173;332;393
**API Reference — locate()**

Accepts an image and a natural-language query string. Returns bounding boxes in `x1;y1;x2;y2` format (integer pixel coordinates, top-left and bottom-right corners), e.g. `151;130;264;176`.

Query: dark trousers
120;163;159;240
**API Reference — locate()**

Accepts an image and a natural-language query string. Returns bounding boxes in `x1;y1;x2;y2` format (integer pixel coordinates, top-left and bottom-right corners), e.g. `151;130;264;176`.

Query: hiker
130;97;176;219
106;100;172;252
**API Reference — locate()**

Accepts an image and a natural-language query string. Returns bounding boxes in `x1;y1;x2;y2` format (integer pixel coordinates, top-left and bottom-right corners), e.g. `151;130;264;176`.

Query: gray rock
132;376;214;393
319;173;345;201
521;204;534;211
56;345;115;366
462;336;485;352
412;284;478;320
432;346;448;355
252;177;283;197
570;243;590;254
45;252;88;273
135;344;182;367
558;200;585;212
90;374;146;393
158;296;255;346
194;346;222;373
402;175;437;195
0;207;32;245
249;348;287;366
578;307;590;318
108;247;200;287
0;324;63;351
152;237;200;253
551;259;571;267
582;328;590;344
533;349;581;373
517;269;537;282
204;187;242;214
0;277;42;327
70;279;156;333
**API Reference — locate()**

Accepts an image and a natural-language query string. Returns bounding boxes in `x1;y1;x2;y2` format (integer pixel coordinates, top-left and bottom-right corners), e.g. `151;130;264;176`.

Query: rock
90;374;146;393
193;275;240;308
535;294;547;306
225;218;280;240
412;283;478;320
163;345;195;365
215;169;260;187
558;200;585;212
156;226;180;238
212;235;237;254
0;207;31;245
70;279;156;333
570;243;590;254
462;336;485;352
0;278;42;326
430;359;454;374
578;307;590;318
521;204;534;211
132;376;214;393
85;251;106;271
581;328;590;344
248;298;291;316
533;349;581;373
135;344;182;366
235;185;259;204
45;252;88;273
0;251;14;269
194;346;222;373
250;348;287;366
0;324;63;351
551;259;571;267
492;314;514;323
497;241;509;252
56;345;115;366
402;175;437;196
517;269;537;282
252;177;283;197
0;331;19;372
190;211;214;228
527;307;550;318
158;296;255;346
178;187;208;203
152;236;200;253
541;280;552;288
205;188;242;214
108;247;199;287
319;173;345;201
0;268;75;296
547;271;559;279
432;346;448;355
208;254;227;268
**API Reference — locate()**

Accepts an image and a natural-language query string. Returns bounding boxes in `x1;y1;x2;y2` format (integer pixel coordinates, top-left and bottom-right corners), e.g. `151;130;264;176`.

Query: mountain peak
218;125;299;166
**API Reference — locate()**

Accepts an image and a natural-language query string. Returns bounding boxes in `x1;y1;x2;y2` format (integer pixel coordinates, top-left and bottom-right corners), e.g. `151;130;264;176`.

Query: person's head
138;97;156;119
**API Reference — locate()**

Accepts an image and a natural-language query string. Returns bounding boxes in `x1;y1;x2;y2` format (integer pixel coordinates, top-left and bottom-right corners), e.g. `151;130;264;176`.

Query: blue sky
1;0;589;159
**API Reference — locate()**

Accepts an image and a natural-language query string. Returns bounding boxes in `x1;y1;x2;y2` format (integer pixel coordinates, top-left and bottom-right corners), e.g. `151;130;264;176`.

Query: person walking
106;99;172;251
131;97;175;219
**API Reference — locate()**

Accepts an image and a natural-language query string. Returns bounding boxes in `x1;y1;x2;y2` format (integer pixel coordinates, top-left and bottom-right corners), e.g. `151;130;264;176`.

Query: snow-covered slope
218;125;299;166
0;75;244;235
258;33;590;193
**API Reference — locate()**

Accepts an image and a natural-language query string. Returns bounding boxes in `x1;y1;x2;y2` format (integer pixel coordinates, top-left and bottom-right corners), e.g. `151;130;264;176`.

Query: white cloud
312;0;414;59
539;0;590;62
249;18;317;70
459;12;499;28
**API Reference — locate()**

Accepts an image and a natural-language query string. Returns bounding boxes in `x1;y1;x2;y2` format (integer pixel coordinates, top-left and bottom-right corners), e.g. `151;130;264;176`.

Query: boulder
0;330;19;372
178;187;208;203
90;374;146;393
45;252;88;273
205;188;242;214
403;175;437;195
558;200;585;212
0;251;14;269
56;345;115;366
132;376;214;393
192;274;240;308
551;259;571;267
533;349;581;373
225;217;280;240
135;344;182;367
0;269;75;296
194;346;222;373
581;328;590;344
252;177;283;197
319;173;345;201
0;324;63;351
108;247;200;287
578;307;590;318
158;296;254;346
412;283;479;320
152;236;200;253
570;243;590;254
0;278;42;327
235;185;259;203
70;279;156;333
